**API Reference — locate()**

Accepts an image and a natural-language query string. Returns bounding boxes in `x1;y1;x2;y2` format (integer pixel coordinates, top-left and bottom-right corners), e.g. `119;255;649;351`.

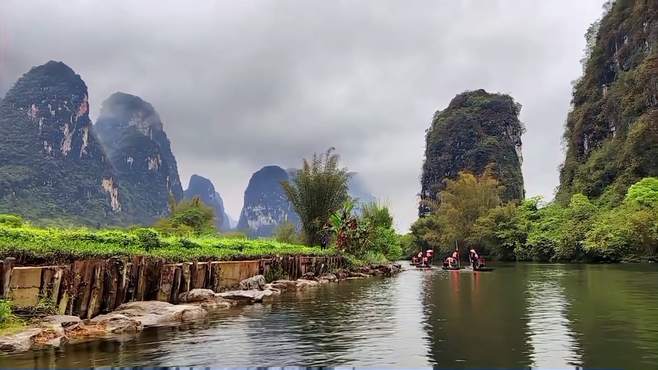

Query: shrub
0;214;24;228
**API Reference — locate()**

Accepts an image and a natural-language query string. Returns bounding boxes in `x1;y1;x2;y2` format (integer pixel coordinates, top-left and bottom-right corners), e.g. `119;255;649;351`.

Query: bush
0;214;24;228
132;228;161;251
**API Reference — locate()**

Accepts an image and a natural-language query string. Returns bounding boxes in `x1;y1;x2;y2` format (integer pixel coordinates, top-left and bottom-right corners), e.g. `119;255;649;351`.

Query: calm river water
2;262;657;369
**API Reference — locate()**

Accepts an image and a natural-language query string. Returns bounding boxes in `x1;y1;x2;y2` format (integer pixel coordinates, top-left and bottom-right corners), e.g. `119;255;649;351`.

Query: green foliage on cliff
558;0;658;205
420;89;524;215
0;219;333;264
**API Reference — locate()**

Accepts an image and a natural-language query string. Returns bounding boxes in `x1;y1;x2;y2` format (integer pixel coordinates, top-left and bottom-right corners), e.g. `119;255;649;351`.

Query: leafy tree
470;203;526;260
154;196;215;235
625;177;658;207
282;148;350;245
422;170;502;250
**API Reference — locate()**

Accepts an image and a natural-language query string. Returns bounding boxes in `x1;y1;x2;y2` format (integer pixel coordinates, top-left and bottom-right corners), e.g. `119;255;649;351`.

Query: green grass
0;221;336;264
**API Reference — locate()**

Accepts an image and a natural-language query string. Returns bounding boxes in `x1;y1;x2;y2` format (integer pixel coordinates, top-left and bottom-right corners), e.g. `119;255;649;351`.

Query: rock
178;289;233;310
335;270;349;280
319;273;338;282
218;289;274;303
295;279;319;289
270;280;297;291
89;313;143;334
348;272;370;278
178;289;217;303
263;284;282;294
0;328;42;353
42;315;82;330
239;275;266;290
111;301;207;328
301;271;316;280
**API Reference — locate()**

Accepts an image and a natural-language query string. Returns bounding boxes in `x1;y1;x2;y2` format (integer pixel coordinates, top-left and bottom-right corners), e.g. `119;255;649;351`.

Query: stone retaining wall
0;255;345;319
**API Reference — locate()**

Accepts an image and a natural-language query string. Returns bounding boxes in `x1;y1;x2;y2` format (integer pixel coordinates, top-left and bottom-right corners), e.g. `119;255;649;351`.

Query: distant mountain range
0;60;376;231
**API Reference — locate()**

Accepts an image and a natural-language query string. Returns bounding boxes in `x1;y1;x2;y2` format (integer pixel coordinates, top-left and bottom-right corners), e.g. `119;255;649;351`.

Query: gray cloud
0;0;606;230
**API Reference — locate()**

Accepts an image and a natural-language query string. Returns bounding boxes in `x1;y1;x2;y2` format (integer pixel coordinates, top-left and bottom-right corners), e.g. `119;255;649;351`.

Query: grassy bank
0;220;334;264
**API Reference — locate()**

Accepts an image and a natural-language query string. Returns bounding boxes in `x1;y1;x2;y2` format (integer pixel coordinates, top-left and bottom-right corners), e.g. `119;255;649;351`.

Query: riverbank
0;263;402;354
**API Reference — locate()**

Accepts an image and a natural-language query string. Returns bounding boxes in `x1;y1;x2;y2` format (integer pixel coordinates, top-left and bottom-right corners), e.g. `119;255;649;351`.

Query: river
2;262;657;368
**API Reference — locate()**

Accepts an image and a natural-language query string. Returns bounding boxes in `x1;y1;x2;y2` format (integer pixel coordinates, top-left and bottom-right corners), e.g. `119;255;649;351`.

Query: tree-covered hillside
557;0;658;205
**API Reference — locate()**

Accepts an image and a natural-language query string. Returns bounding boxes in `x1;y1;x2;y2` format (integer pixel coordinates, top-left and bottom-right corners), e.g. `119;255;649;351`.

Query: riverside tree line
411;171;658;262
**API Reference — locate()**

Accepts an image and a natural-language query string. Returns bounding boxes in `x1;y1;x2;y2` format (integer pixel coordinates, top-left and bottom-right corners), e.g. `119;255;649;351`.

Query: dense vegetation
0;214;331;264
420;89;524;216
412;173;658;262
557;0;658;205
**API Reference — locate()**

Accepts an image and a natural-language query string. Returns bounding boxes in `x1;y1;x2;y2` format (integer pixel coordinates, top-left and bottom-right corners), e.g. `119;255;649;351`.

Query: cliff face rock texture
420;89;524;215
237;165;300;237
184;175;231;231
95;92;183;224
0;61;123;225
557;0;658;204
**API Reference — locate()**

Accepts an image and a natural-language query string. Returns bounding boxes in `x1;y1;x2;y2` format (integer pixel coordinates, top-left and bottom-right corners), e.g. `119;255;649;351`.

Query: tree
282;148;350;246
422;170;503;250
154;196;215;235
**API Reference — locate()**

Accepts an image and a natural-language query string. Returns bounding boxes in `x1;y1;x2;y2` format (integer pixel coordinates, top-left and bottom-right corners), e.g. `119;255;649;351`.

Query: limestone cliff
95;92;183;224
557;0;658;204
420;89;524;215
0;61;123;225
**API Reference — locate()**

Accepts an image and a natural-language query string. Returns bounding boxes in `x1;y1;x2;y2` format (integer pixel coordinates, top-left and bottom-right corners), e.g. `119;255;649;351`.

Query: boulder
270;280;297;291
239;275;266;290
89;313;143;334
0;328;42;353
218;289;274;303
42;315;83;331
111;301;207;328
319;273;338;282
295;279;319;289
335;270;349;280
301;271;316;280
348;272;370;278
178;289;217;303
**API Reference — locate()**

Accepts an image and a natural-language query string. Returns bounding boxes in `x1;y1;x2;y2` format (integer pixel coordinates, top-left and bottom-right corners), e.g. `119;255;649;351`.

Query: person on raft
469;247;480;270
444;255;457;268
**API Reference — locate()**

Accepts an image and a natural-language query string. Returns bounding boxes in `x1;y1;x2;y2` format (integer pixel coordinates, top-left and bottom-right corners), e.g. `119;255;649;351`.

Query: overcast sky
0;0;606;231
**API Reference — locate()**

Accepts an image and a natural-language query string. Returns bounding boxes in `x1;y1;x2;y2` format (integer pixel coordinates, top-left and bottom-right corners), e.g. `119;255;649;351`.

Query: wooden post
1;257;15;299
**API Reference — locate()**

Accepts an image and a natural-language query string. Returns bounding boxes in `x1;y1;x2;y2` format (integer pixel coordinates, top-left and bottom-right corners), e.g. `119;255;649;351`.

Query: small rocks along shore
0;262;402;354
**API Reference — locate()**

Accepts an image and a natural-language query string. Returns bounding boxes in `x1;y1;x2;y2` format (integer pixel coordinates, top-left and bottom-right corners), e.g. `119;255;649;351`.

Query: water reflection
1;263;657;369
422;266;532;367
524;266;581;367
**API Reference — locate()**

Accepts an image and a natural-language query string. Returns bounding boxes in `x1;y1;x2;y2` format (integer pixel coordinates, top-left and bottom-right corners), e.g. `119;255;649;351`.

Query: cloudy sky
0;0;606;231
